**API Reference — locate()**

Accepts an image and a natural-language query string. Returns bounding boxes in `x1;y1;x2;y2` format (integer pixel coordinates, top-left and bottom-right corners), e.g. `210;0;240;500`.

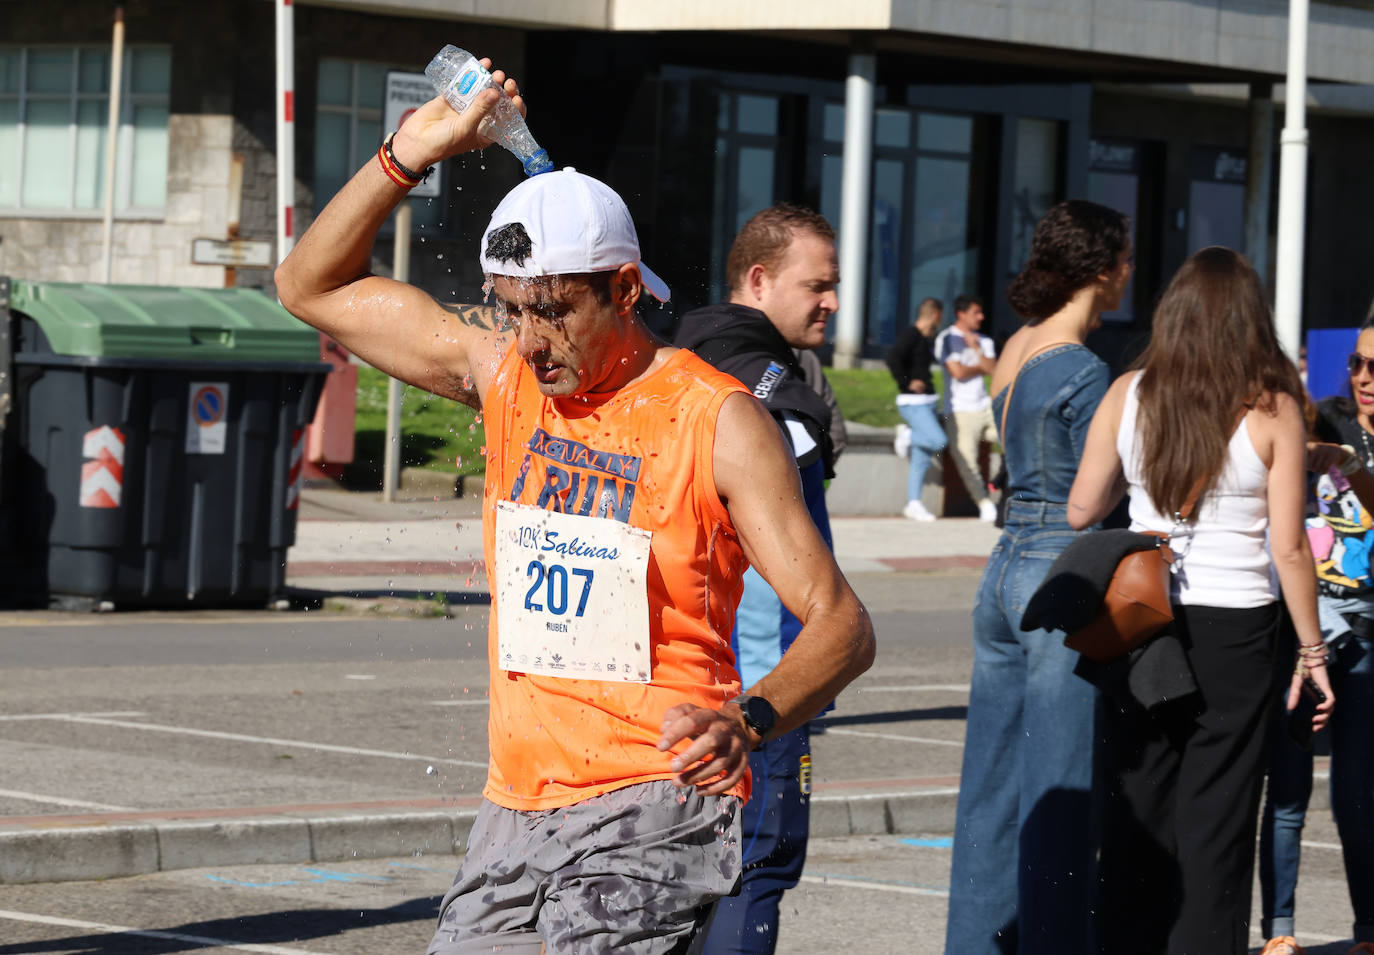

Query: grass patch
351;366;486;482
823;367;948;428
350;363;947;478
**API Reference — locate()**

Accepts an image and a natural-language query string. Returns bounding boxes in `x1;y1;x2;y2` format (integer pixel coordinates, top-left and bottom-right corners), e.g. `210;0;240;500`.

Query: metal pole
1274;0;1309;362
99;7;125;284
383;202;412;503
833;43;874;370
275;0;295;264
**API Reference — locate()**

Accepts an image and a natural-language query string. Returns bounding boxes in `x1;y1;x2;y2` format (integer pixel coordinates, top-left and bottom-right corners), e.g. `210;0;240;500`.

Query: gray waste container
0;276;328;609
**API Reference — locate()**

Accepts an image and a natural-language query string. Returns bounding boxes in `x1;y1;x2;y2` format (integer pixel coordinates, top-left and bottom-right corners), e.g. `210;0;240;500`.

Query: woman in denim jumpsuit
945;200;1132;955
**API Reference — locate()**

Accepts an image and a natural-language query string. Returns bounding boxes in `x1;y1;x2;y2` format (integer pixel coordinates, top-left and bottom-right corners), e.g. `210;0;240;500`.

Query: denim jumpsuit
944;344;1110;955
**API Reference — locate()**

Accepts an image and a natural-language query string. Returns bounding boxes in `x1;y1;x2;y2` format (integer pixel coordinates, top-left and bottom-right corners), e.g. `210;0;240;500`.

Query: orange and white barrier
286;428;304;510
80;425;125;508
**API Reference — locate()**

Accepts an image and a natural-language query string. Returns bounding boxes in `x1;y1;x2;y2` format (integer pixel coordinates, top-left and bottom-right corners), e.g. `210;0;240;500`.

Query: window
316;59;442;233
1087;138;1143;323
1010;118;1062;274
1188;145;1246;254
821;103;984;351
0;45;170;214
709;91;781;301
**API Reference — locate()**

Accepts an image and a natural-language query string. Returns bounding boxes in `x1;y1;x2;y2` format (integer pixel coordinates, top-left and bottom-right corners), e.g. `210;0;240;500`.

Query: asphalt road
0;825;1358;954
0;568;1364;952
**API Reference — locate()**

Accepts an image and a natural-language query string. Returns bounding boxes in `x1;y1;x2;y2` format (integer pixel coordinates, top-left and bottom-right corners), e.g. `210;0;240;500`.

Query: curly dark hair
1006;199;1130;323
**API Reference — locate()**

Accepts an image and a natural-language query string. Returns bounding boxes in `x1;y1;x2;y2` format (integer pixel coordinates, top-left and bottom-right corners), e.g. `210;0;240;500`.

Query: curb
0;775;1332;884
0;789;958;886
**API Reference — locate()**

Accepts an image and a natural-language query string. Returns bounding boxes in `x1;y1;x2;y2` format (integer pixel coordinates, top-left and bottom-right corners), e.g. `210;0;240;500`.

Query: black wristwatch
729;694;777;745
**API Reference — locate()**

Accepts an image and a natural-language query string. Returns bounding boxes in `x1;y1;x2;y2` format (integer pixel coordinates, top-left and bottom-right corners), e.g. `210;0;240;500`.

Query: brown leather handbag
1064;531;1176;662
1064;488;1199;663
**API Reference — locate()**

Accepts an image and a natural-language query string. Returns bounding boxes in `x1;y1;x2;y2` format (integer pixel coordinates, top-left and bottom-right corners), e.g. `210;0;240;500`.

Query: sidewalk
285;483;1005;594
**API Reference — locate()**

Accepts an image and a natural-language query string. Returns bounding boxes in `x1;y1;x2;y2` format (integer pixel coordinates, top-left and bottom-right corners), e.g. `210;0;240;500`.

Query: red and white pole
275;0;295;264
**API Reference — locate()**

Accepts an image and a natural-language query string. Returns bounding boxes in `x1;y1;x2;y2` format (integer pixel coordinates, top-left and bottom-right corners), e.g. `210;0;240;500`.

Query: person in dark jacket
674;203;842;954
887;297;946;519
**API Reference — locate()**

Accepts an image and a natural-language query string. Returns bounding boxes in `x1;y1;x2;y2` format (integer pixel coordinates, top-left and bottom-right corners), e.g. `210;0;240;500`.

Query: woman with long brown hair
1067;246;1335;954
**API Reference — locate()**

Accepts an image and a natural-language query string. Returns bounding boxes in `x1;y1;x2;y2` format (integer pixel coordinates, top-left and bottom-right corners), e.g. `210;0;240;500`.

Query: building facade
3;0;1373;370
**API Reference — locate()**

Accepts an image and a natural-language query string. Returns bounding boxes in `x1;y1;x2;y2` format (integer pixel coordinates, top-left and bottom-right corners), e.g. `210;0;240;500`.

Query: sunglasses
1350;353;1374;376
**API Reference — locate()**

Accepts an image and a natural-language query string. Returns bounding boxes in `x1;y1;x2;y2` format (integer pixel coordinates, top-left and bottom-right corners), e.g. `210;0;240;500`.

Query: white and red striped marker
80;425;126;509
286;428;304;510
276;0;295;263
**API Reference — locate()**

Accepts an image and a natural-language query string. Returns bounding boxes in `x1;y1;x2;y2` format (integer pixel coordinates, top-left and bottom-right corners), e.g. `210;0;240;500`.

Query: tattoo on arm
440;302;499;331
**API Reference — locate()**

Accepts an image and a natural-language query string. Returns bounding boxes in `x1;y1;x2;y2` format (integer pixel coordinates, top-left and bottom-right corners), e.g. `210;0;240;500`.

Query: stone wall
0;114;237;288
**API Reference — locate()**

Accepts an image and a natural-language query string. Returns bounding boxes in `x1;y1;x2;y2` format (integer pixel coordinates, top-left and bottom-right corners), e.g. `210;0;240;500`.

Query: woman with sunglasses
1256;322;1374;955
1067;247;1334;954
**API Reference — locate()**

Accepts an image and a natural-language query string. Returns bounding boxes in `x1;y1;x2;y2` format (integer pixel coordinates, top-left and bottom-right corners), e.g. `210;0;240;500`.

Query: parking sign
384;71;441;199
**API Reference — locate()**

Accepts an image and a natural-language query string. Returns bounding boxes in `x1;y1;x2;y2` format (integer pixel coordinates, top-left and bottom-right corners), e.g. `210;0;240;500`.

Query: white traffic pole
99;6;125;284
383;203;412;503
834;45;874;370
275;0;295;264
1274;0;1309;362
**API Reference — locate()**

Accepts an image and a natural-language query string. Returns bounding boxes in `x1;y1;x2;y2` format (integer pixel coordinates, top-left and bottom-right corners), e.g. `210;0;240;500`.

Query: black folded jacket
1020;528;1165;634
1021;527;1198;710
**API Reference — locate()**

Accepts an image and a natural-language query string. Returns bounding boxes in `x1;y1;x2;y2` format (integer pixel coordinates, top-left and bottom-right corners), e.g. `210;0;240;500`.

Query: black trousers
1095;602;1280;955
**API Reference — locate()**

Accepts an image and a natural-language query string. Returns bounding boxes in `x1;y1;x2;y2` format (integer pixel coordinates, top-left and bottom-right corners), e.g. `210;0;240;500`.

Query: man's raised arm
274;63;523;406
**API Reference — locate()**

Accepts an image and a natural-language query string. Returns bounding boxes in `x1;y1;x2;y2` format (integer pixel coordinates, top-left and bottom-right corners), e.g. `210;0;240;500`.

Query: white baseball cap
479;167;670;302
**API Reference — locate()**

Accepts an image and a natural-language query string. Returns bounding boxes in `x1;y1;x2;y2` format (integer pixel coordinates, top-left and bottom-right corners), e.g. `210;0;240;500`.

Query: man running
274;59;875;954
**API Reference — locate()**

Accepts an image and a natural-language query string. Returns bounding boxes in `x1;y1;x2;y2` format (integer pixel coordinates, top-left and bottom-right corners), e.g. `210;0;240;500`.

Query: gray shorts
427;780;742;954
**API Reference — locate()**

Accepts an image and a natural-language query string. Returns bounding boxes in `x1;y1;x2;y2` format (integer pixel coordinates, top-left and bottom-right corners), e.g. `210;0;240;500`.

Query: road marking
0;788;135;812
0;614;345;628
344;674;376;680
0;711;146;721
1302;839;1343;851
814;788;959;803
48;715;487;769
0;909;330;954
426;699;490;707
858;684;971;693
798;873;949;897
822;727;964;747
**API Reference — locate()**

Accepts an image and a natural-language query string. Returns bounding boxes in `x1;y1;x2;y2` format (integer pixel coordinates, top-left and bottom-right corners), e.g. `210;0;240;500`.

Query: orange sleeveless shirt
480;344;751;810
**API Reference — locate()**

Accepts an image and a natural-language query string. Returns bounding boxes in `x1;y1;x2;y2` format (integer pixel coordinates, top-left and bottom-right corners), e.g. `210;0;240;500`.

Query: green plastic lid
8;280;320;361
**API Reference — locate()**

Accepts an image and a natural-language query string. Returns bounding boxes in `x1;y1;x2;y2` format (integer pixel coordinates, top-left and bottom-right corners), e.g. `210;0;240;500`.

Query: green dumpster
0;276;328;609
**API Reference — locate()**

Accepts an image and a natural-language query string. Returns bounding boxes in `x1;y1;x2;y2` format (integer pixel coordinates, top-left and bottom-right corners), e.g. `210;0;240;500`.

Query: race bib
493;500;653;682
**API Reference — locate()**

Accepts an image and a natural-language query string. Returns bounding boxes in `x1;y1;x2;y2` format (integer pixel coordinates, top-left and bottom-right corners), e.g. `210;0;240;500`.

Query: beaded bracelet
378;132;433;189
1295;642;1330;677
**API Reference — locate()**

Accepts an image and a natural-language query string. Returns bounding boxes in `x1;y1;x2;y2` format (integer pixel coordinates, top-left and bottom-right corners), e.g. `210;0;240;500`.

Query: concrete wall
308;0;1374;85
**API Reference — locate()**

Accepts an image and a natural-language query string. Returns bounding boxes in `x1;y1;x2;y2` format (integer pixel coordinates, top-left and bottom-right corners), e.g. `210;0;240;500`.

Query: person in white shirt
934;295;999;522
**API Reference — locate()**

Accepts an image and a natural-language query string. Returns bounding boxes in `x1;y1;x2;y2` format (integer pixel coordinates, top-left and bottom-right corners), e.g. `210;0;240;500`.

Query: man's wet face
490;274;620;397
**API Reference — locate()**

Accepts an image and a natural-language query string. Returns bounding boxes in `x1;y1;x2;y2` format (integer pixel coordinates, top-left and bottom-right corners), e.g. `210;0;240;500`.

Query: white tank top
1117;376;1277;608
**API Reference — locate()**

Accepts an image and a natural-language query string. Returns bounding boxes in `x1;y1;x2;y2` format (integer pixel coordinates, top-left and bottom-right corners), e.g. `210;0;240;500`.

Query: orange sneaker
1260;939;1303;955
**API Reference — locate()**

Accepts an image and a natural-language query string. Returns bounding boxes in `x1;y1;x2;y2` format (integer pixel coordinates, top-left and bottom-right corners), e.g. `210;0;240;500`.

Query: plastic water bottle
425;45;553;177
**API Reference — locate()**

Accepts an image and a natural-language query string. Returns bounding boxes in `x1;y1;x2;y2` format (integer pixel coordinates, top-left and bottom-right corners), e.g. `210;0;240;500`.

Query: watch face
743;696;776;735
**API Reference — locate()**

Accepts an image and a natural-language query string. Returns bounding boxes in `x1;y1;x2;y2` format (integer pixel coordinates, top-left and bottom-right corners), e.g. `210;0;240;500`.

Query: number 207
524;561;594;617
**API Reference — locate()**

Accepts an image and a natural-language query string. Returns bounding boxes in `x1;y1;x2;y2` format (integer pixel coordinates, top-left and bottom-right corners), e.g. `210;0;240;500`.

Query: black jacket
674;302;836;478
885;324;936;397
